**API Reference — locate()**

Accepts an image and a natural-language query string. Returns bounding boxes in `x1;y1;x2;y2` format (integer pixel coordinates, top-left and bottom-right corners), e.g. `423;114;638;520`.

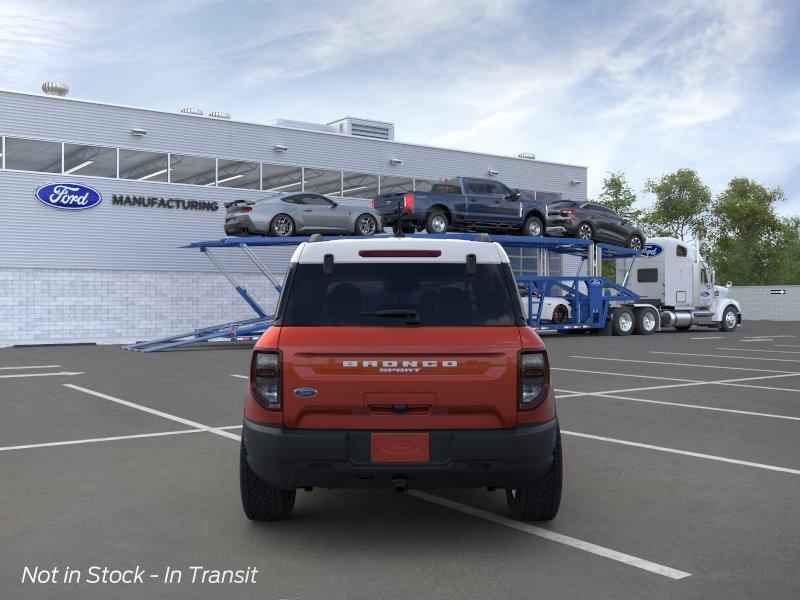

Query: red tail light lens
371;199;377;208
402;193;414;212
240;206;252;213
518;350;549;410
251;350;281;410
560;209;575;216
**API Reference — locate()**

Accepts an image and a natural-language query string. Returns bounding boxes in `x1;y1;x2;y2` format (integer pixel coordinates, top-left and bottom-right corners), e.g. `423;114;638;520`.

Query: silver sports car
224;192;383;237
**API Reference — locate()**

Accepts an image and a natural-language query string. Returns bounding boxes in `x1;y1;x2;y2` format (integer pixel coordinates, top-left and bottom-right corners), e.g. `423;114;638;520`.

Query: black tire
269;214;295;237
425;209;449;234
674;324;692;331
576;222;593;240
611;307;634;336
240;440;296;521
552;304;569;324
522;215;544;237
628;235;644;250
354;213;378;236
719;306;739;332
506;430;562;521
633;308;657;335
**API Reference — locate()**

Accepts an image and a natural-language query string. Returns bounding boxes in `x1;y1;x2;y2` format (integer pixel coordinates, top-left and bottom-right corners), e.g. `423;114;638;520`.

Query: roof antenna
393;197;406;238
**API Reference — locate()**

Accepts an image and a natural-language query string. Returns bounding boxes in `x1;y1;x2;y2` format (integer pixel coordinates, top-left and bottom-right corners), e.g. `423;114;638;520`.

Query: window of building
378;175;413;195
216;159;260;189
637;268;659;283
119;149;169;182
263;164;302;193
676;245;688;257
341;172;379;198
304;168;342;196
4;137;61;173
169;154;216;186
414;178;436;192
63;144;117;177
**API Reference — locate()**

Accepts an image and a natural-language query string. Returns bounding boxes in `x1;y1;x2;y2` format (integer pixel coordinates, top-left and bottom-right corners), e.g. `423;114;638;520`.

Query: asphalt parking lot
1;321;799;599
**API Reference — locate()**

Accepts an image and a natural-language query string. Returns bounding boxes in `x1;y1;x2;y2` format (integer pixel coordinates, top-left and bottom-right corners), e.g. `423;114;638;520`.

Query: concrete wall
729;286;800;322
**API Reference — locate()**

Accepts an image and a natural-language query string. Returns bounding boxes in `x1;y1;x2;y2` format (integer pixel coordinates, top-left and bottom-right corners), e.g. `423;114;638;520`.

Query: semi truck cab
617;237;741;332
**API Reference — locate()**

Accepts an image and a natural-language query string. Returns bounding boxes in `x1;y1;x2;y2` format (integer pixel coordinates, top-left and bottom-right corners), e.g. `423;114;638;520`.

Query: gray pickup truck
372;177;554;236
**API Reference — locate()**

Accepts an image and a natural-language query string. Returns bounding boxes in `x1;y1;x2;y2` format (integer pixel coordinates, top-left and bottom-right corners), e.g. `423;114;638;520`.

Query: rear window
430;181;462;194
279;263;519;326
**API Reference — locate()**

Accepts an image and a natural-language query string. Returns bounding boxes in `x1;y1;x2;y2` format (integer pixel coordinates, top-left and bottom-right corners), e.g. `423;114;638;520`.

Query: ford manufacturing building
0;85;587;346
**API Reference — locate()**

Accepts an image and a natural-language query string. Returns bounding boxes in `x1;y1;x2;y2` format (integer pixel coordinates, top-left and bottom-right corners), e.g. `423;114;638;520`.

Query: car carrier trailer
125;233;740;352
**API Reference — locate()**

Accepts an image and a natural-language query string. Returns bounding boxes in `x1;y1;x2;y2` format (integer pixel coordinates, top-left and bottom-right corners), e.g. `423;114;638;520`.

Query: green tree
706;178;794;285
597;171;644;226
643;169;711;241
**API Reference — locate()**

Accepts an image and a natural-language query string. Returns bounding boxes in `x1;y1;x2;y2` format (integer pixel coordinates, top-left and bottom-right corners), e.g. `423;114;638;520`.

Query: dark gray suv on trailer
546;200;646;249
224;192;383;237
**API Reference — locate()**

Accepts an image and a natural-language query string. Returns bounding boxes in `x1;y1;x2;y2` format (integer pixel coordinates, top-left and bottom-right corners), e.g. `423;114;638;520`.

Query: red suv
239;236;562;521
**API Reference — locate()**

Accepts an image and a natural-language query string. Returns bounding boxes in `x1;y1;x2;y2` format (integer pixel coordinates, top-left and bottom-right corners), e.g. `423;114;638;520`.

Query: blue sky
2;0;799;213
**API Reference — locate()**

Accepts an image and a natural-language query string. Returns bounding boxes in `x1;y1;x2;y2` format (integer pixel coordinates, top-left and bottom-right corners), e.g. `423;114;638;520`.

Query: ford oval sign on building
35;183;102;210
642;243;664;257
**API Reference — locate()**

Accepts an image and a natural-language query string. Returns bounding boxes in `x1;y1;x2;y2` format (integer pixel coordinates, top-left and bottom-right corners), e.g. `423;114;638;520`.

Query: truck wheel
523;215;544;237
506;430;562;521
612;308;634;336
634;308;657;335
719;306;739;332
240;440;296;521
425;210;449;234
269;214;295;237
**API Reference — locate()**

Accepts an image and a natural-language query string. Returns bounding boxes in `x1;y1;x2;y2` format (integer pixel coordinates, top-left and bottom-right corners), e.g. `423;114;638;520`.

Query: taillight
402;193;414;212
240;206;252;213
518;350;549;409
371;199;377;209
560;209;575;216
251;350;281;410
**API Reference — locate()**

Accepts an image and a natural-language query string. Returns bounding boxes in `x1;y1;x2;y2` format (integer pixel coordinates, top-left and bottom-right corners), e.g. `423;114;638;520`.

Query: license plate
370;433;429;463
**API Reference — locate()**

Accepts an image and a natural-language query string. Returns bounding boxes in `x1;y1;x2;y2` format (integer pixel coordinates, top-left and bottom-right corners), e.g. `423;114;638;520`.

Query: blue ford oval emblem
35;183;102;210
589;278;603;286
293;387;317;397
642;243;663;257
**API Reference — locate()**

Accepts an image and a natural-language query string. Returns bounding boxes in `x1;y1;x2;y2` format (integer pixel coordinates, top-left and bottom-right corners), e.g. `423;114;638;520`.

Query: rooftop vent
518;152;536;160
209;111;230;119
180;107;203;116
328;117;395;140
42;82;69;97
268;119;337;134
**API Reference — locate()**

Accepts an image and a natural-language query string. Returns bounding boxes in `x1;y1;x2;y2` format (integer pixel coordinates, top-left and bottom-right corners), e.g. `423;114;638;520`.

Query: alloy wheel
431;215;447;233
358;215;377;235
578;224;592;239
629;236;643;250
273;216;292;236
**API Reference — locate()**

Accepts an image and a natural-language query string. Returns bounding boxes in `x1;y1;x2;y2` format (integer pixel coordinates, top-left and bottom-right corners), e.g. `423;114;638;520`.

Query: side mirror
330;201;338;208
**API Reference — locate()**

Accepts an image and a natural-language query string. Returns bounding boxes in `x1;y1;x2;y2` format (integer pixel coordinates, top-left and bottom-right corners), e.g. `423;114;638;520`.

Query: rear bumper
224;215;269;236
242;418;559;490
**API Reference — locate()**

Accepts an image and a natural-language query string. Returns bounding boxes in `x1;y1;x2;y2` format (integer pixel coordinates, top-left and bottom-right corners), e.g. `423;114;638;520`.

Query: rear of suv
240;235;562;521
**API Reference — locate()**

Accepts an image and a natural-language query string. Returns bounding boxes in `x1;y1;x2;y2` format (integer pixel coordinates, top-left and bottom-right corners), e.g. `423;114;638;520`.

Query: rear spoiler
223;199;254;209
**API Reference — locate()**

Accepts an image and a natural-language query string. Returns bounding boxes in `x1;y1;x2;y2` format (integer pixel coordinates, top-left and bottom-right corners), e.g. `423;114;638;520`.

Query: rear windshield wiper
360;309;421;325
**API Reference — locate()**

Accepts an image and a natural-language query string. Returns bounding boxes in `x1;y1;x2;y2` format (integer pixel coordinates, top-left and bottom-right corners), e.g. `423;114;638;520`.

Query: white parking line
650;351;800;364
570;355;797;374
64;384;241;441
0;365;62;370
562;430;800;475
410;491;691;580
552;367;699;383
231;374;247;379
0;425;243;453
0;371;83;379
556;390;800;422
690;336;723;340
716;347;800;355
776;345;800;349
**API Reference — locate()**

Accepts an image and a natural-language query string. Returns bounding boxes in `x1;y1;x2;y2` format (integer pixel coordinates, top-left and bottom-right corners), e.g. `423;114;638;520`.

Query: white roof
291;236;510;264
